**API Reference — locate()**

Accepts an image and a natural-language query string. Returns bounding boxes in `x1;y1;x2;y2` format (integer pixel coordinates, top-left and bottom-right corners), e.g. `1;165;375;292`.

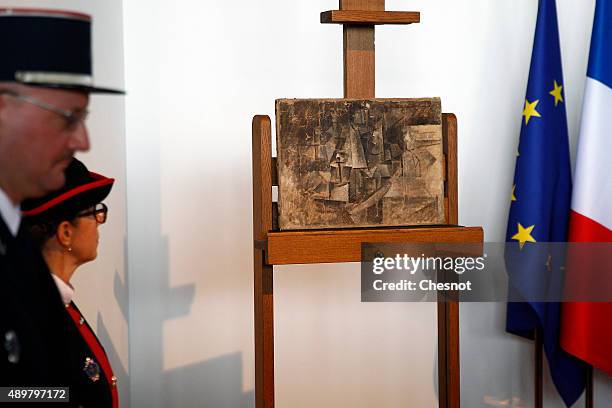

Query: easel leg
255;250;274;408
585;365;593;408
437;300;449;406
534;330;543;408
438;300;460;408
447;301;460;408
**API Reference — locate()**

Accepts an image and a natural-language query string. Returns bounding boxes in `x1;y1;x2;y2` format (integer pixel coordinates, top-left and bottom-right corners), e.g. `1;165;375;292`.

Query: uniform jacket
0;216;75;407
0;216;73;387
64;301;118;408
0;217;117;407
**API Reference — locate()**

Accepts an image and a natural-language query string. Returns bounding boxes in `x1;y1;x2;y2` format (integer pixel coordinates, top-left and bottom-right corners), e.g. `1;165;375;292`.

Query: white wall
0;0;129;405
121;0;610;407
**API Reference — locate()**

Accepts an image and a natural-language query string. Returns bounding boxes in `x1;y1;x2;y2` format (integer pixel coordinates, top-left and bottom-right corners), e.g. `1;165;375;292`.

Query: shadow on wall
162;352;254;408
127;227;253;408
94;267;130;406
100;267;254;408
98;310;129;405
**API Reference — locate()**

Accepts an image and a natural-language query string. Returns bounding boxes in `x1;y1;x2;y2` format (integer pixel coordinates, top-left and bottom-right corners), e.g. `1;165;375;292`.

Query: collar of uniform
51;273;75;305
0;187;20;236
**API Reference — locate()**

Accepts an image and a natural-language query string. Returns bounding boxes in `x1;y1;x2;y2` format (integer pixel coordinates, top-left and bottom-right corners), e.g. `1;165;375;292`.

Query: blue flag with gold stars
505;0;586;406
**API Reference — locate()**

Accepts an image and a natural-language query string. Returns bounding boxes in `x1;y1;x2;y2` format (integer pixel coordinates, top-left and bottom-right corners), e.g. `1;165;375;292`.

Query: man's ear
56;221;74;248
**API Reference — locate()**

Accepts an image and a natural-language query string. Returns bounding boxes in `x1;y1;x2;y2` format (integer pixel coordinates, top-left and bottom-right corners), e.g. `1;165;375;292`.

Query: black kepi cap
21;158;115;223
0;8;124;94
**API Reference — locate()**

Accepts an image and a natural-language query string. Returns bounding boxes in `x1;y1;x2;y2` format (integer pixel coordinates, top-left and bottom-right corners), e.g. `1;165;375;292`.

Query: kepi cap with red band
21;158;114;222
0;8;124;94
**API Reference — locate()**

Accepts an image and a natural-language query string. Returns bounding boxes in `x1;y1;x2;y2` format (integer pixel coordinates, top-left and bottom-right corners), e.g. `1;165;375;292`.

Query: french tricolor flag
561;0;612;374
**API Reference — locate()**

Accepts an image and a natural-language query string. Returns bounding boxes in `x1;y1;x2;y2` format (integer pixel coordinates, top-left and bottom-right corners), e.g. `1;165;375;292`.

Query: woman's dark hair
25;212;79;250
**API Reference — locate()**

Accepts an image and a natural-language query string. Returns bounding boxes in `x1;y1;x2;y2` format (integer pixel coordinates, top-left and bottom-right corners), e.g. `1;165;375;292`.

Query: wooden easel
252;1;484;407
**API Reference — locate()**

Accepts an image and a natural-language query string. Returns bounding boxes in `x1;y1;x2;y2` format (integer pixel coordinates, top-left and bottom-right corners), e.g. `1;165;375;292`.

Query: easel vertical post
440;113;460;408
340;0;384;98
252;116;275;408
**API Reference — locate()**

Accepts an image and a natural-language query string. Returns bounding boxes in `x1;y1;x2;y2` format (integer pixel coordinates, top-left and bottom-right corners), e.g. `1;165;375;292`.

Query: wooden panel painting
275;98;445;230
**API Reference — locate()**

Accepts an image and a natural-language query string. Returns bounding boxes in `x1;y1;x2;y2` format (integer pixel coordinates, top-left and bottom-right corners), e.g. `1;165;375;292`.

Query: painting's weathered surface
276;98;445;230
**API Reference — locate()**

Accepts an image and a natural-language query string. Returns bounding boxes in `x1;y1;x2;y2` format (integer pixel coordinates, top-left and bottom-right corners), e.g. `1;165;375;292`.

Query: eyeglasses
77;203;108;224
0;90;89;130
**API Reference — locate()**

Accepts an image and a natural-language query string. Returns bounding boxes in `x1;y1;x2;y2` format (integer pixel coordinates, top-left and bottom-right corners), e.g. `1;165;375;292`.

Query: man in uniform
0;8;123;397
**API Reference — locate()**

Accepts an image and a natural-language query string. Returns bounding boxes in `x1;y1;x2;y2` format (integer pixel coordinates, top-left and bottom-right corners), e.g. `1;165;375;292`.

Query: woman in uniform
21;158;118;408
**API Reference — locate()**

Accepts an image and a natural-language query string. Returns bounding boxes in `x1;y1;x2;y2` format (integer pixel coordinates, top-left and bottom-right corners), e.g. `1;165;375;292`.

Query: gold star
523;99;541;125
511;223;537;249
549;80;564;107
511;185;517;202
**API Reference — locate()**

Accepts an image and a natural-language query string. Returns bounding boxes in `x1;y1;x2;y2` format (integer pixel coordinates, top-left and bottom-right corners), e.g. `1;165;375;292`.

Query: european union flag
505;0;586;406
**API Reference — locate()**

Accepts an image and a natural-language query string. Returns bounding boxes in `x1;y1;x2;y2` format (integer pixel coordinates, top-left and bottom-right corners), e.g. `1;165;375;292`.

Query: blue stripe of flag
587;0;612;87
